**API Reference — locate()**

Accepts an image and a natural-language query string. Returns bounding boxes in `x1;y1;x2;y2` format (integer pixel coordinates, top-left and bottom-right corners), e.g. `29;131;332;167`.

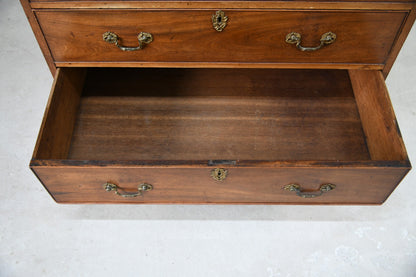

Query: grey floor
1;0;416;276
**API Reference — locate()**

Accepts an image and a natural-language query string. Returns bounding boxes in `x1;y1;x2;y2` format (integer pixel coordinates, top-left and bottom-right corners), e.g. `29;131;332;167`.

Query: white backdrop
1;0;415;276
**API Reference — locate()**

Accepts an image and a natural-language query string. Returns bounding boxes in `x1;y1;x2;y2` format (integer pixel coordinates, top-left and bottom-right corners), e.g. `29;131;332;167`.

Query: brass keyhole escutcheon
212;10;228;32
211;168;228;181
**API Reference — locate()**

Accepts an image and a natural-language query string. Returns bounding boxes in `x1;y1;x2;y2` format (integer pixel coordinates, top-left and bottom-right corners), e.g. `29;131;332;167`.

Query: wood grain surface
349;70;408;161
30;67;410;204
33;68;86;159
67;68;369;161
29;1;416;10
30;0;416;3
383;2;416;76
53;62;385;70
35;10;406;66
32;166;410;204
19;0;56;75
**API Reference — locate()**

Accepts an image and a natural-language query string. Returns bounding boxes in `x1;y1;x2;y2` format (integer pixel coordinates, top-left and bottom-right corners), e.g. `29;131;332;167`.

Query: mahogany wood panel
349;70;408;161
31;166;410;204
35;10;406;65
383;2;416;77
19;0;56;75
29;1;416;10
53;62;385;70
29;0;416;3
82;68;355;97
33;68;86;159
67;68;369;161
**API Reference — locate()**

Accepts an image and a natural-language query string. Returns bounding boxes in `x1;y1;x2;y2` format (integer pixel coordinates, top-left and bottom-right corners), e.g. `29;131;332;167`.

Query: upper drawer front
35;10;406;65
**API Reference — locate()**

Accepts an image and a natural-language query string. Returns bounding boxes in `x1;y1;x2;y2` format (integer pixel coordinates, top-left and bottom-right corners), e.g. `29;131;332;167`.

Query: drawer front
33;167;408;204
35;10;406;65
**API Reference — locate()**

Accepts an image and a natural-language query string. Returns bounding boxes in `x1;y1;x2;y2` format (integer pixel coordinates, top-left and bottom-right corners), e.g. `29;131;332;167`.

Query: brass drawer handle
285;32;336;51
103;31;153;51
103;182;153;197
283;183;336;198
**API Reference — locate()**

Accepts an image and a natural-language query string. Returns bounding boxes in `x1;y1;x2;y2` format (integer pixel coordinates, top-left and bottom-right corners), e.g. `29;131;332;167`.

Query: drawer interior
32;68;407;163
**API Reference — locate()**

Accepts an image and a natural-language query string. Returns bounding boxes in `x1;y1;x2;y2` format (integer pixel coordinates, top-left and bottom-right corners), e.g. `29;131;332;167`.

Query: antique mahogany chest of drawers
21;0;415;204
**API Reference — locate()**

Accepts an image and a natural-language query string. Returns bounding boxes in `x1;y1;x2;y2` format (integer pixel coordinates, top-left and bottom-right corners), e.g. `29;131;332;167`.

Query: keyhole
217;16;222;23
211;168;227;181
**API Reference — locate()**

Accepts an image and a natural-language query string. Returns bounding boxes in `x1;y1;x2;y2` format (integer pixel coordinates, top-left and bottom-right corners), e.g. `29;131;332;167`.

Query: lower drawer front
35;10;406;66
33;167;408;204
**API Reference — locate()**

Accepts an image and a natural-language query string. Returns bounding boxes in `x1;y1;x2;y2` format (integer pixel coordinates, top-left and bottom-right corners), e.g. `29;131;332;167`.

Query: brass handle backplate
103;182;153;197
283;183;336;198
285;32;336;51
103;31;153;51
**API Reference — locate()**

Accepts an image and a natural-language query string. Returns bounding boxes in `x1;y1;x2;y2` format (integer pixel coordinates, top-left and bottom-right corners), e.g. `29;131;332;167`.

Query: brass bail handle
103;182;153;197
285;32;336;51
283;183;336;198
103;31;153;51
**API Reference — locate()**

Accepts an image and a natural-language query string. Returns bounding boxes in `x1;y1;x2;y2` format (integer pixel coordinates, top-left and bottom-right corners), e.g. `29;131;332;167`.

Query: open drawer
30;68;410;204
